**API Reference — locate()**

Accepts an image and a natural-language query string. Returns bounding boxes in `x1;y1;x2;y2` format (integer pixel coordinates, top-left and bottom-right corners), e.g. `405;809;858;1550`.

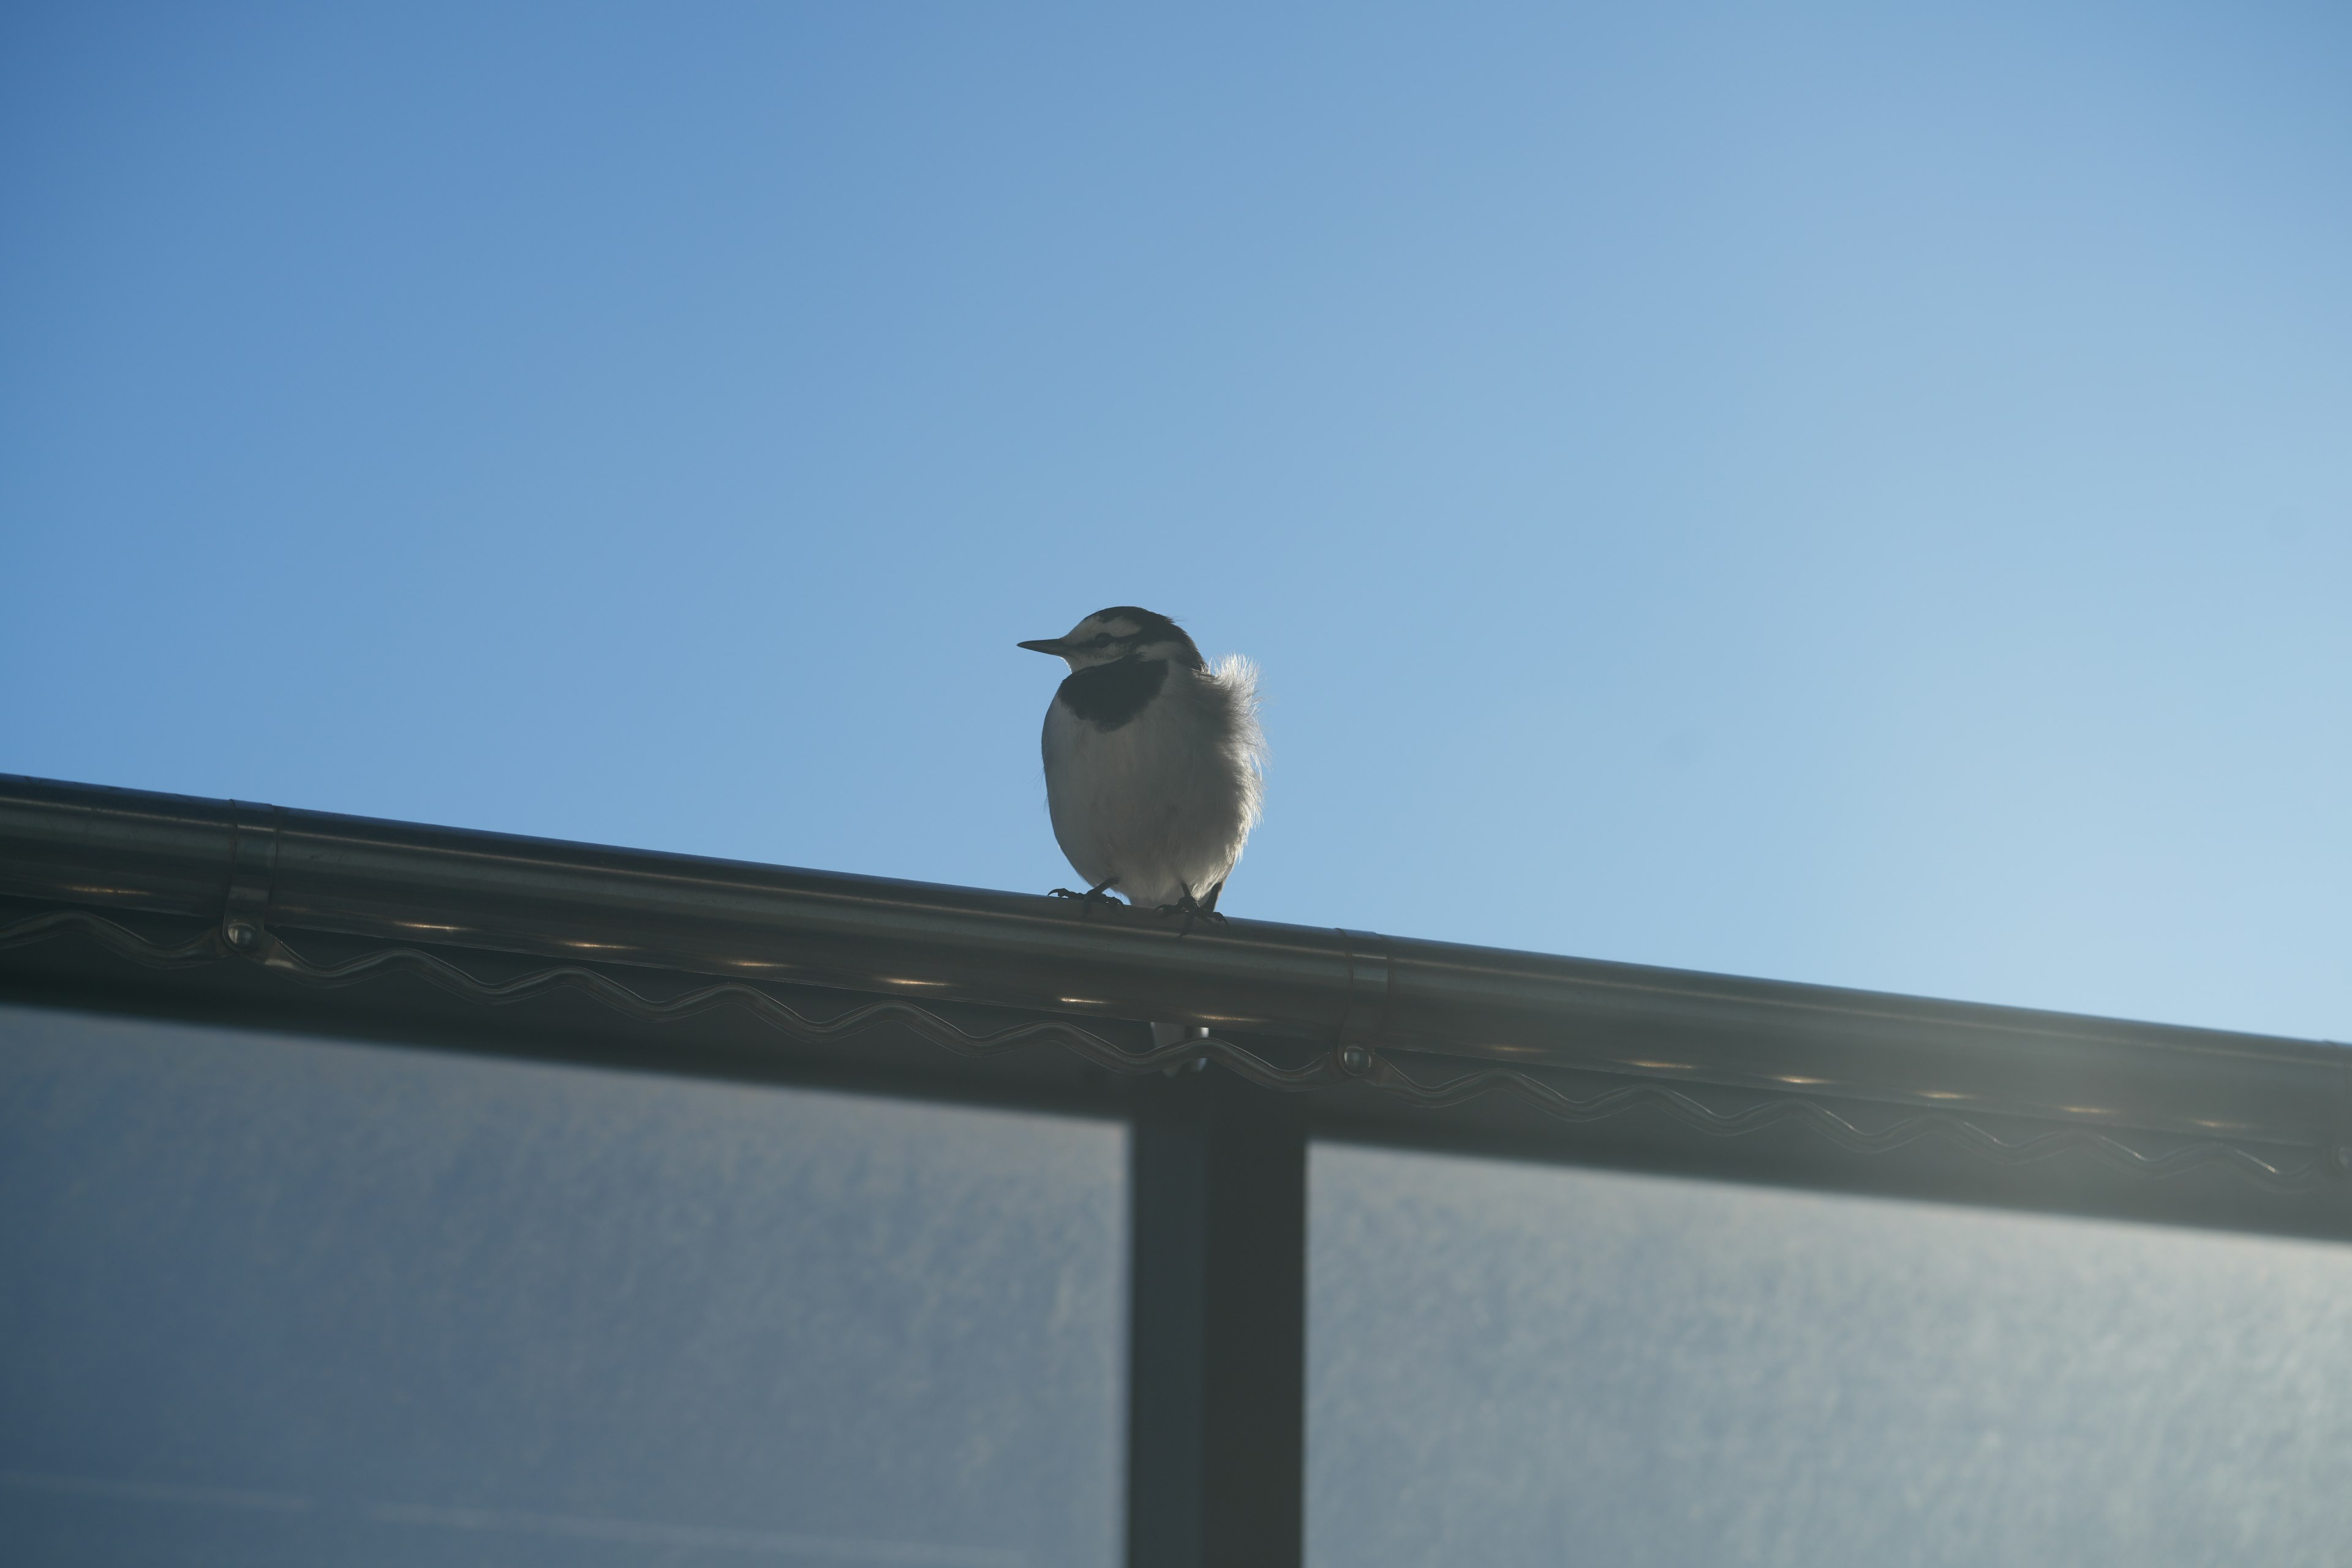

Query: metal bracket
1334;928;1391;1075
221;801;281;955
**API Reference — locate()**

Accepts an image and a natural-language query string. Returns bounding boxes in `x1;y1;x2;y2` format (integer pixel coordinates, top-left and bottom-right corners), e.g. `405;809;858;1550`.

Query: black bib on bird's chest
1058;657;1167;731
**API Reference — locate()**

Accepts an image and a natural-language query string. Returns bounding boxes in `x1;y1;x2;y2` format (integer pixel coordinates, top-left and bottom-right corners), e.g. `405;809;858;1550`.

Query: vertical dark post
1129;1086;1207;1568
1128;1065;1307;1568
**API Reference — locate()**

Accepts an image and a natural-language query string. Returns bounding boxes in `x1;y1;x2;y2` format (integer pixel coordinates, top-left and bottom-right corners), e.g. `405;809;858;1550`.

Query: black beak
1017;639;1069;655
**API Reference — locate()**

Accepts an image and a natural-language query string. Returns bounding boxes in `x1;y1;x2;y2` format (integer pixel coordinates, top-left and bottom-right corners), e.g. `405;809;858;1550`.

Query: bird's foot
1050;878;1121;913
1153;892;1227;935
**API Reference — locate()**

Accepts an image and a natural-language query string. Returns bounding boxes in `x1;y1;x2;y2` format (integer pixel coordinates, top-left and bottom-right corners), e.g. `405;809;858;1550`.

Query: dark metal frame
5;775;2348;1567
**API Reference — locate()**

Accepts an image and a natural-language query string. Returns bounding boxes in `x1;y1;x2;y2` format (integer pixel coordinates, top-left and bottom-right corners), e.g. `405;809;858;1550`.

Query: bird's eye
1088;633;1115;647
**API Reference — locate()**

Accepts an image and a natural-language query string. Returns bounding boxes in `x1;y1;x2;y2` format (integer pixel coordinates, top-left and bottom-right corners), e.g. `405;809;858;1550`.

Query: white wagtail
1019;607;1264;925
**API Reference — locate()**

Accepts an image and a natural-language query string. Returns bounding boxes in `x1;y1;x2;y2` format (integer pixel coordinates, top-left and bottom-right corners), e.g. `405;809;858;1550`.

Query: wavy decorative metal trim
2;907;2335;1191
0;909;1328;1089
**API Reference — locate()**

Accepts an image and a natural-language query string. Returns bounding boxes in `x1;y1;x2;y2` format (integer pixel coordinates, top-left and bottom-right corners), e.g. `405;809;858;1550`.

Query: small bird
1019;607;1264;922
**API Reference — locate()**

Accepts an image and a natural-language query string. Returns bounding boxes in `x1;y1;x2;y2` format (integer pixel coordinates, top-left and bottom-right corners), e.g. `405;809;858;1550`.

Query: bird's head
1019;608;1205;672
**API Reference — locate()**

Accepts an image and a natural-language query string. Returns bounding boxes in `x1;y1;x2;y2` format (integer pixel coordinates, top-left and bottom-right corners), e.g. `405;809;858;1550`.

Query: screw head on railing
224;919;262;953
1338;1044;1371;1077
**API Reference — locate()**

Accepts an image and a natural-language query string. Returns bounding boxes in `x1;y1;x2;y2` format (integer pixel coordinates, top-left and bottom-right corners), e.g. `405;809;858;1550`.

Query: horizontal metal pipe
3;774;2346;1148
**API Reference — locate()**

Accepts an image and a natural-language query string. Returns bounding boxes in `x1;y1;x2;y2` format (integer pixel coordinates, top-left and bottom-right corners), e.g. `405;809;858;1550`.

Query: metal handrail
4;772;2345;1161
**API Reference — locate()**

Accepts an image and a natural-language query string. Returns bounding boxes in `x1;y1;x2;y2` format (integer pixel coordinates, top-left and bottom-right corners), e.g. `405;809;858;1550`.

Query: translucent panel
0;1003;1126;1567
1310;1142;2352;1568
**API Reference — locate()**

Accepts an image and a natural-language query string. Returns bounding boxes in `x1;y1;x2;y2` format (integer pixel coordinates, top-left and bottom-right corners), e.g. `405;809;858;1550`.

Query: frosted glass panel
0;1003;1125;1567
1310;1142;2352;1568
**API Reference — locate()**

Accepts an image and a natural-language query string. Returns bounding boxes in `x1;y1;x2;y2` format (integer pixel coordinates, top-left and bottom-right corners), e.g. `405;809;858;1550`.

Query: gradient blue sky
4;2;2346;1042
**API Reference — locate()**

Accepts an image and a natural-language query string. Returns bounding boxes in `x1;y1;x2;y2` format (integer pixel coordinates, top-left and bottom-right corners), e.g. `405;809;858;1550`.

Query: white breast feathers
1041;656;1264;910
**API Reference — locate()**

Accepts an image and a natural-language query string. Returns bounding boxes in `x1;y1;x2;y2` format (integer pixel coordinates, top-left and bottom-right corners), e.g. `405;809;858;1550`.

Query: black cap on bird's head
1019;607;1205;671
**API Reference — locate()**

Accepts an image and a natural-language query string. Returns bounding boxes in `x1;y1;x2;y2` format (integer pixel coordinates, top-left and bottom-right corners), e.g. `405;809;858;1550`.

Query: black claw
1049;878;1121;915
1154;891;1223;936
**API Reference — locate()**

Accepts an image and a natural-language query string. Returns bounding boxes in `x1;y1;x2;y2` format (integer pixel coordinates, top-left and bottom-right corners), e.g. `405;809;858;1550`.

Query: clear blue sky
4;2;2346;1042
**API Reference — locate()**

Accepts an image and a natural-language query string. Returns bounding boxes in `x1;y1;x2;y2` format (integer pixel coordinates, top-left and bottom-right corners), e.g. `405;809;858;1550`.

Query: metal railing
4;773;2348;1567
